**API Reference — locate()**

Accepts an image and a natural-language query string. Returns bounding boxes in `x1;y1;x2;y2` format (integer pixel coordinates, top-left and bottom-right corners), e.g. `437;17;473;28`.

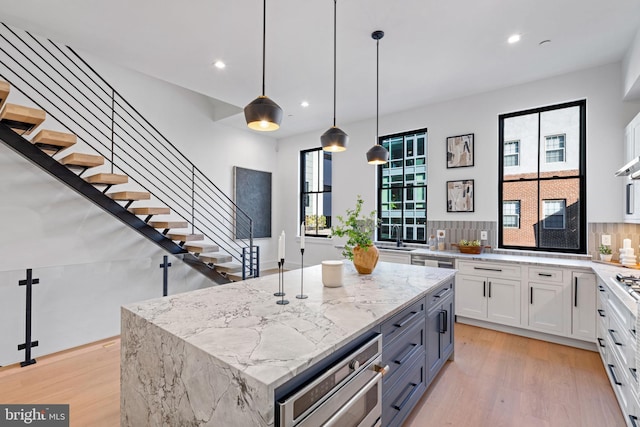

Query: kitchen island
121;261;455;427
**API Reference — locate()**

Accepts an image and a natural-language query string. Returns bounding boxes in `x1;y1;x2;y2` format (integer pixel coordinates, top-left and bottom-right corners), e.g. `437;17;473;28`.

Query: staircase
0;23;259;282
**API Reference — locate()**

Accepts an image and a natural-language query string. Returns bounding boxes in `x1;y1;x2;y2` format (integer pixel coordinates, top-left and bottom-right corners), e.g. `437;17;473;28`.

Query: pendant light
244;0;283;131
320;0;348;152
366;30;389;165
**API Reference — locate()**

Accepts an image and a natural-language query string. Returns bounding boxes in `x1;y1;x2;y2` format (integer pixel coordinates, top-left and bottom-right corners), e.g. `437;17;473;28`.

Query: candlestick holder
276;258;289;305
296;248;307;299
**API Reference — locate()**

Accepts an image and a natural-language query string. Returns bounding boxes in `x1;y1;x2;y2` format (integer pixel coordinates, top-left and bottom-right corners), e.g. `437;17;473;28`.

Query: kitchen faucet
392;225;403;247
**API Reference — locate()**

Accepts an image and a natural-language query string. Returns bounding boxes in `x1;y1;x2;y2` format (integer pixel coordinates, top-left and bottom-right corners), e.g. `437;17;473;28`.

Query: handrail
0;22;258;278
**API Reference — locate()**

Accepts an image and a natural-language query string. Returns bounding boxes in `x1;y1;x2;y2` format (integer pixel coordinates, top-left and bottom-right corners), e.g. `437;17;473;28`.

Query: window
300;148;332;237
545;134;566;163
504;140;520;167
543;199;566;229
498;100;585;253
503;201;520;228
377;129;428;243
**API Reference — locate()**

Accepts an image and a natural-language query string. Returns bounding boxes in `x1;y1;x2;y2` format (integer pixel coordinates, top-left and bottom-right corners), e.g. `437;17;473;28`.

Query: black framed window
498;100;586;253
300;148;332;237
377;128;428;243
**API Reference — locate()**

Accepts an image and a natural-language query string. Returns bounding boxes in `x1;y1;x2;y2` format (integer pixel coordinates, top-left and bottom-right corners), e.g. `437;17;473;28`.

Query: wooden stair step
85;173;128;185
184;243;219;254
31;129;77;154
199;253;233;264
168;233;203;242
130;207;171;216
109;191;151;201
60;152;104;168
0;103;46;135
215;262;242;274
227;273;253;282
149;221;188;229
0;80;9;110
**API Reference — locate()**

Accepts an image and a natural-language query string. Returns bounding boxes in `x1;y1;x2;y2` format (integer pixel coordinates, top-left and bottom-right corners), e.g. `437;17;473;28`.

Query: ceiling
1;0;639;138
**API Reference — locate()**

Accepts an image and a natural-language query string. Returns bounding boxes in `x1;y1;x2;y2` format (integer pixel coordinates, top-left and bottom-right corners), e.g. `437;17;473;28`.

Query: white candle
281;230;286;260
300;222;305;249
624;238;632;249
278;234;283;260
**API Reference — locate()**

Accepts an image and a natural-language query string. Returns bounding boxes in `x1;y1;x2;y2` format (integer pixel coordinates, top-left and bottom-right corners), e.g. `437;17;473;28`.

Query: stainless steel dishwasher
411;253;455;269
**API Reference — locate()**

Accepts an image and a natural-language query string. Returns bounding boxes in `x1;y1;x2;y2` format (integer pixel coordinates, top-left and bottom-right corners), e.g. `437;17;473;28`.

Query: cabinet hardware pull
488;282;492;298
630;368;637;382
574;277;578;307
392;382;419;411
598;285;605;292
627;183;634;215
608;364;622;386
597;338;605;348
538;273;553;277
439;310;448;334
394;344;418;366
394;311;419;328
608;329;623;346
473;266;502;272
483;281;486;298
629;415;638;427
597;309;606;317
530;287;533;304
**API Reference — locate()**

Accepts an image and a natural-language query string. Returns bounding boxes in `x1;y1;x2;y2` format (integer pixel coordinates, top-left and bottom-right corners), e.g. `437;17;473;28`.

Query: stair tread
0;103;46;135
227;273;253;282
31;129;77;154
215;262;242;273
109;191;151;201
130;207;171;215
149;221;188;229
85;173;128;185
199;253;233;264
168;233;203;242
0;80;9;110
184;243;219;253
60;152;105;168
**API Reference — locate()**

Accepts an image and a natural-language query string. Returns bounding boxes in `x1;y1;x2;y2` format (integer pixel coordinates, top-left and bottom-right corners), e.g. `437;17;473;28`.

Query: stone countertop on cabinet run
120;262;455;427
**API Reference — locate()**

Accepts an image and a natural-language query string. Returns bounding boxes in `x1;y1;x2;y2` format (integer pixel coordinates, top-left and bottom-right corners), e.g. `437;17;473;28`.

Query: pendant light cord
376;37;379;145
332;0;337;126
262;0;267;96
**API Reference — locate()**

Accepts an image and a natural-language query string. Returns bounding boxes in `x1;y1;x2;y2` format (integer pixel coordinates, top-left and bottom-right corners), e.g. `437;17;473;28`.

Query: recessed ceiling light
301;101;309;108
508;34;521;44
213;60;226;69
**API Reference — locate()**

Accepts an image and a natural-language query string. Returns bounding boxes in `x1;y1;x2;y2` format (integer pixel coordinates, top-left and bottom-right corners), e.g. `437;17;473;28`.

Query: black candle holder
296;248;307;299
276;258;289;305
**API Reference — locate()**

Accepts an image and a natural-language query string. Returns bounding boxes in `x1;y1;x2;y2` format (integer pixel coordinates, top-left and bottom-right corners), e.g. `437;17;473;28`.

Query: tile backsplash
588;222;640;261
427;220;497;249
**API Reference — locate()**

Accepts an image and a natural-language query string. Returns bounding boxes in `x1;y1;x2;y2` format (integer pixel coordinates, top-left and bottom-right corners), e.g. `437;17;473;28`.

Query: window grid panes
503;200;520;228
378;129;428;243
300;148;332;237
504;140;520;167
545;134;565;163
543;199;566;229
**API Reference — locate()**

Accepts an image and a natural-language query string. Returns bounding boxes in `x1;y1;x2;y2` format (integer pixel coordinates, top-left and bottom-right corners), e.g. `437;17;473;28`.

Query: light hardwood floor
0;324;624;427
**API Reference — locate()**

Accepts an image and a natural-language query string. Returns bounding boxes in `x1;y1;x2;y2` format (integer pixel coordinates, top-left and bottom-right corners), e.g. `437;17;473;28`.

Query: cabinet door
571;271;596;342
378;251;412;264
455;274;487;319
426;306;443;381
487;278;521;326
440;295;454;360
528;282;565;334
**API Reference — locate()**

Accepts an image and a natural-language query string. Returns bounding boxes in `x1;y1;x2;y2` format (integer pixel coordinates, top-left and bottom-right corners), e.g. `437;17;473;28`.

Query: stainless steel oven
277;334;388;427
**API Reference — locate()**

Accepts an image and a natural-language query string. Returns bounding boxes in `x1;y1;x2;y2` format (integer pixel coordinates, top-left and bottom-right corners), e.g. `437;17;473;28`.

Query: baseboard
455;316;597;351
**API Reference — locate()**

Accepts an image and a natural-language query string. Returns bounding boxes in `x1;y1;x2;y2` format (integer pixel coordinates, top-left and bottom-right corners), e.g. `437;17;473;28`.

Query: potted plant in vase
331;195;380;274
599;244;613;262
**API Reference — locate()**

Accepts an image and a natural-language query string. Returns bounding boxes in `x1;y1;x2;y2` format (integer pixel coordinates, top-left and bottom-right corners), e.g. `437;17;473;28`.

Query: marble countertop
122;261;455;390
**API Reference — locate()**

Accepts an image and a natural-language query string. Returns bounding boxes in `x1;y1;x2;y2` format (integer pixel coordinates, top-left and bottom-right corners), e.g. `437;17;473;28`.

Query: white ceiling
1;0;639;138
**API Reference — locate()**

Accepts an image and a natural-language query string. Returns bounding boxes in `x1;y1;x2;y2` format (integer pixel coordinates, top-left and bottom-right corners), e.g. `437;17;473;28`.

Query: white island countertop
121;261;455;427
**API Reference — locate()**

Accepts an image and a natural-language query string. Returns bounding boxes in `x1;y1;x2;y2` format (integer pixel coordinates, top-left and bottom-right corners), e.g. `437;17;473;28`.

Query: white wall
623;26;640;100
277;62;640;266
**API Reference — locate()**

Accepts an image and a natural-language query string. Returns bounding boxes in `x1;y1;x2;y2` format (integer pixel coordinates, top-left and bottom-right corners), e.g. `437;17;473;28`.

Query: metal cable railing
0;23;258;278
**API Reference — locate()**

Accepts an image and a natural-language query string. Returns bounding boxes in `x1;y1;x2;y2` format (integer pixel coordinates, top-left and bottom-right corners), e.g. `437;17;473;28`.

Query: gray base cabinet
381;279;454;427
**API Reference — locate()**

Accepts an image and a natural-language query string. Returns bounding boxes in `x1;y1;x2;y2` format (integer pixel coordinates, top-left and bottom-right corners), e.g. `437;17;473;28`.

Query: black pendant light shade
244;0;282;132
321;0;348;152
367;30;389;165
244;96;283;131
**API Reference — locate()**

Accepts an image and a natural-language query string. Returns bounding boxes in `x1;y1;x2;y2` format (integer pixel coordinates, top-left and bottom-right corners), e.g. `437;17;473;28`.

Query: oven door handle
323;366;387;427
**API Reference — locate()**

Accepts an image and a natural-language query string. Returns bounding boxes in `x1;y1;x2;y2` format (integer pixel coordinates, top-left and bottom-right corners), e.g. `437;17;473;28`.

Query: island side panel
121;307;273;427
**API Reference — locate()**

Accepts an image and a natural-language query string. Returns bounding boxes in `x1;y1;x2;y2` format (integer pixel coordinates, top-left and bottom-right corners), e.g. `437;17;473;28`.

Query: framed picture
447;180;474;212
447;133;474;168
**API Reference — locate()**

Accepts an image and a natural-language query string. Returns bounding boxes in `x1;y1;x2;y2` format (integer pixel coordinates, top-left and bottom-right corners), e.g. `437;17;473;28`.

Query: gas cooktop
614;273;640;299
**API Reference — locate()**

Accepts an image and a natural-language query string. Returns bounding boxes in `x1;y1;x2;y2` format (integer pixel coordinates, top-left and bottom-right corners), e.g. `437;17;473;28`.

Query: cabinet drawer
457;261;521;280
608;313;635;370
427;280;454;309
608;289;634;333
382;298;425;346
382;352;427;427
382;320;424;390
528;266;563;283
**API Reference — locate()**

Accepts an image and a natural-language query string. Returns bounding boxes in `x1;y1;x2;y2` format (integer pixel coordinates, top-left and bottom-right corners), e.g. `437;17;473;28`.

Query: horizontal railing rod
192;178;252;237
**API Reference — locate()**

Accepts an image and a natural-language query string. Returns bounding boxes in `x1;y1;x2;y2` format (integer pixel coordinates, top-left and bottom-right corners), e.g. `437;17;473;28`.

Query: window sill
492;248;591;261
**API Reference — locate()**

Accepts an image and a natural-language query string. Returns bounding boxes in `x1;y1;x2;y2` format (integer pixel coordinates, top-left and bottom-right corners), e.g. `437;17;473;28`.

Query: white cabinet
570;271;596;342
378;250;412;265
528;282;566;334
456;261;521;327
624;112;640;223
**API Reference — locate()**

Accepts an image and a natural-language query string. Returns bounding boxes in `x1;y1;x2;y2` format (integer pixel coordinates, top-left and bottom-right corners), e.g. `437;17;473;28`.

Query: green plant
599;244;612;255
459;239;481;246
331;195;380;260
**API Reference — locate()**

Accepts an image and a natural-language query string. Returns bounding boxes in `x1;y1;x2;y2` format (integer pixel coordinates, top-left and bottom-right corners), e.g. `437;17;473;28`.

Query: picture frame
447;180;474;212
446;133;474;168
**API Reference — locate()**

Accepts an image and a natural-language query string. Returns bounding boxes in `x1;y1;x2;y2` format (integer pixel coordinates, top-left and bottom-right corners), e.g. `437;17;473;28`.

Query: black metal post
296;249;307;299
277;258;289;305
274;260;284;297
110;88;115;174
18;268;39;367
159;255;172;297
242;247;247;281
